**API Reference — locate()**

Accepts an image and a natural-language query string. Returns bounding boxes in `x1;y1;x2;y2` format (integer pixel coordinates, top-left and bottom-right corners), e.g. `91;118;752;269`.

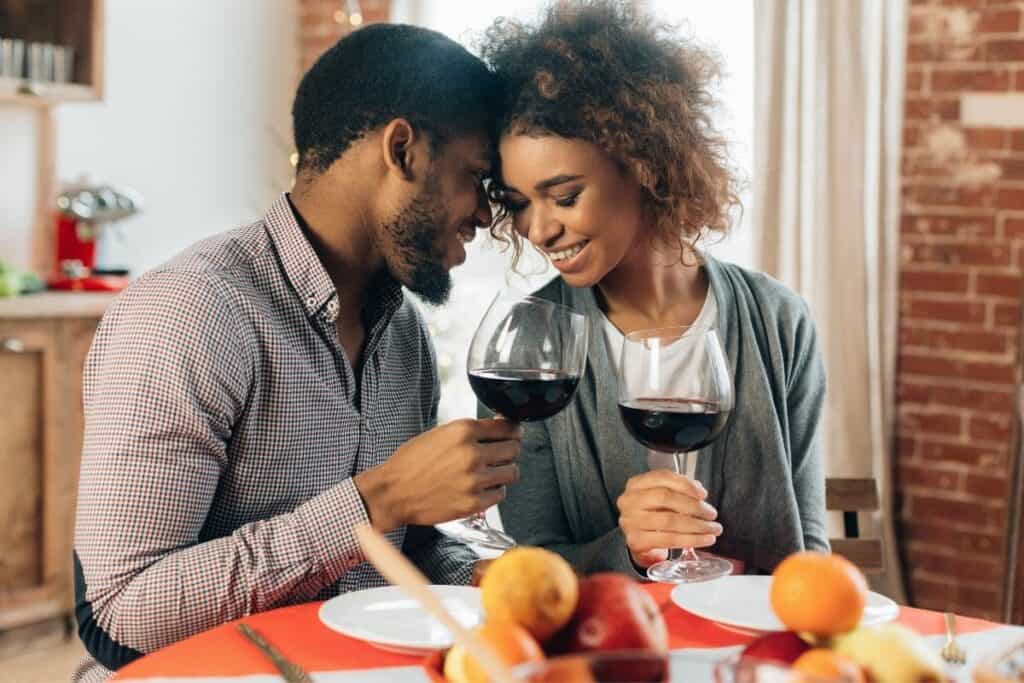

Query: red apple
551;573;669;655
740;631;811;666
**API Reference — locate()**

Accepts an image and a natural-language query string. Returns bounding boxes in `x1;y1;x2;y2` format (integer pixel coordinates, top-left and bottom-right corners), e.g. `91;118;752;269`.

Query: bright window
394;0;755;422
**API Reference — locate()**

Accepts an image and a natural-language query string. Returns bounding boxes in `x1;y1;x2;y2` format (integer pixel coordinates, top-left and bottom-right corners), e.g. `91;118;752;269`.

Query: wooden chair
826;477;885;573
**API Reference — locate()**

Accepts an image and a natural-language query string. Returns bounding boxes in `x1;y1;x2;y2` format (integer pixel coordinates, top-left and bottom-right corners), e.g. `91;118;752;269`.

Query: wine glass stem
466;511;489;529
670;451;700;563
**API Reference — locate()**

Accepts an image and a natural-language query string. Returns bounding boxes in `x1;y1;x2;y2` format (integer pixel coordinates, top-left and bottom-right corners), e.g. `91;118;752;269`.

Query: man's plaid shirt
72;194;477;682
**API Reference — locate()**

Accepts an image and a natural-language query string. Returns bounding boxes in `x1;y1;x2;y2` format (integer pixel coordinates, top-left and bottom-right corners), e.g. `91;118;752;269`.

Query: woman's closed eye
505;191;579;213
555;190;581;208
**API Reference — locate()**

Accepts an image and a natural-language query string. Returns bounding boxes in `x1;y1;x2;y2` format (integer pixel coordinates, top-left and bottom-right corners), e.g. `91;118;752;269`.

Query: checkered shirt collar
263;193;405;325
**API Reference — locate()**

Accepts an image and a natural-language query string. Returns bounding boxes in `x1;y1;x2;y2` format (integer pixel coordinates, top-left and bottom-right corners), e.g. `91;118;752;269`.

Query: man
73;24;520;682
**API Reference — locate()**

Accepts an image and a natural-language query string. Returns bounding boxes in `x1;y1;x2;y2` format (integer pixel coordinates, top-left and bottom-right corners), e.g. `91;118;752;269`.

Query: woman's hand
616;470;723;568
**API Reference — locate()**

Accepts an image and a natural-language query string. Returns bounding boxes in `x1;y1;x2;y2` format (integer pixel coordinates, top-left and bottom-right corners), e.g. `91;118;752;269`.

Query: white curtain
754;0;908;601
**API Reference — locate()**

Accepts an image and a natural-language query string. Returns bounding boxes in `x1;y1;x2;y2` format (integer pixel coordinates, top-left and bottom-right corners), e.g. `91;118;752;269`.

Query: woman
481;0;828;576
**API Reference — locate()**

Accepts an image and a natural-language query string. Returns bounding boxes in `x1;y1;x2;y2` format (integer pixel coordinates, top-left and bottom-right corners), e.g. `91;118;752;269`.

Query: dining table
111;582;1024;683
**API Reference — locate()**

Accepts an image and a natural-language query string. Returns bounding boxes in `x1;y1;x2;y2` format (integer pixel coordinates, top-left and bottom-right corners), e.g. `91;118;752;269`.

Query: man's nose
473;190;493;228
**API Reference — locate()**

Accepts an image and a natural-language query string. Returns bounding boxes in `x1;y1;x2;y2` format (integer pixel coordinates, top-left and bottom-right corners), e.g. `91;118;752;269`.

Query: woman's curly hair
480;0;741;263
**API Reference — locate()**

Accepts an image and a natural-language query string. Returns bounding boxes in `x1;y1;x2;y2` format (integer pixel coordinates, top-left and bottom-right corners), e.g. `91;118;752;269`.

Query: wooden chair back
826;477;884;573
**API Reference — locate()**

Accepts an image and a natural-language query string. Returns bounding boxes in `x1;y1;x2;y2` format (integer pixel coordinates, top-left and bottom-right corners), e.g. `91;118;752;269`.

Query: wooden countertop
0;291;118;319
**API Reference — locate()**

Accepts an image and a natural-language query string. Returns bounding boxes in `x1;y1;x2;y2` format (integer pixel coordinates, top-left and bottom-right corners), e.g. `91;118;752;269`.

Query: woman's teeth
550;241;588;262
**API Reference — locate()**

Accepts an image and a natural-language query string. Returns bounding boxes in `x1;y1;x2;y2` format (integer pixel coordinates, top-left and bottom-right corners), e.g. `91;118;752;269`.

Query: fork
237;623;314;683
941;611;967;665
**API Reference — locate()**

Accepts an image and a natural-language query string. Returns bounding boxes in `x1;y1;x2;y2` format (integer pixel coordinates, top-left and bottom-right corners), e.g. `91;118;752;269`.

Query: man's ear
381;118;422;181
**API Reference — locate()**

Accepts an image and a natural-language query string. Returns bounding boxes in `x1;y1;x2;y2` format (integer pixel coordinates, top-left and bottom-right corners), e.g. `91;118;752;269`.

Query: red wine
618;398;729;453
469;369;581;422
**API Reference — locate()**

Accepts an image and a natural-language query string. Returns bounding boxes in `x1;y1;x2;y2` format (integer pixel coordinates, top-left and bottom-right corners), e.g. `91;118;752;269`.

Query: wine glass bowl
467;294;588;422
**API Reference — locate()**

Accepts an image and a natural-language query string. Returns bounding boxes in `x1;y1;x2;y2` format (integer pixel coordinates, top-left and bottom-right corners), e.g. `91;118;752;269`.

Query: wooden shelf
0;77;99;107
0;0;104;107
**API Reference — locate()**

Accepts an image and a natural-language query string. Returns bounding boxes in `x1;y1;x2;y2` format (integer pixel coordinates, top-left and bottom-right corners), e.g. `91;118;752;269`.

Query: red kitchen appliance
48;184;142;291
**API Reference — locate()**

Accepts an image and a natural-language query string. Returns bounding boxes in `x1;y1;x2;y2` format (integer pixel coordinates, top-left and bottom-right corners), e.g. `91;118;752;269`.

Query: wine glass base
646;556;733;584
436;520;517;551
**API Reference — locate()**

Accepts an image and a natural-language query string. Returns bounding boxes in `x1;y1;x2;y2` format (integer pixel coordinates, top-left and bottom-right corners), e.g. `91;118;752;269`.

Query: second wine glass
617;325;733;583
441;292;589;550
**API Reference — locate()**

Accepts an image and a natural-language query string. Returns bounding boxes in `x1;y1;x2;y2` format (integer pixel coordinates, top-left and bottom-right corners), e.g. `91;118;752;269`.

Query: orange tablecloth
111;583;1002;680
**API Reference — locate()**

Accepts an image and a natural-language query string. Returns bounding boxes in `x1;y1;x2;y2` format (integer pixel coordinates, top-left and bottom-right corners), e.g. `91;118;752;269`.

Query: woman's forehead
499;135;608;184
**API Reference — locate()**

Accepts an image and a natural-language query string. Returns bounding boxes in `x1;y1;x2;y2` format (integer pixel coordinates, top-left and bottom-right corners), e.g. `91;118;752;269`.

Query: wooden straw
354;524;517;683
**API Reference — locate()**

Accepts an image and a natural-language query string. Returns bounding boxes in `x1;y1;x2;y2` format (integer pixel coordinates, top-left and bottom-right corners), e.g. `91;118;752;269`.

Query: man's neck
288;182;381;320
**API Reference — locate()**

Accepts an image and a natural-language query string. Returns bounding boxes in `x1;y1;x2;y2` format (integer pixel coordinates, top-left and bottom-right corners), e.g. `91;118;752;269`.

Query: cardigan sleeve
785;302;830;554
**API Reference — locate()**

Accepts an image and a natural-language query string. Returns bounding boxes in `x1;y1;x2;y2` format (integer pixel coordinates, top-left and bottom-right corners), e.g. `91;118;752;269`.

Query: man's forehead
440;132;495;168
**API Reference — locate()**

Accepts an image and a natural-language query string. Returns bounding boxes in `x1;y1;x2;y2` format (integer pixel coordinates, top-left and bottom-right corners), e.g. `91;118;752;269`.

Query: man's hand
354;418;522;533
471;558;494;587
616;470;723;568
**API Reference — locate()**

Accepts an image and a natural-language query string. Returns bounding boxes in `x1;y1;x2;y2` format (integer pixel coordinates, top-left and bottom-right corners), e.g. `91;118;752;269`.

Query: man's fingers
469;417;524;442
478;462;520;490
475;486;507;511
478;440;521;467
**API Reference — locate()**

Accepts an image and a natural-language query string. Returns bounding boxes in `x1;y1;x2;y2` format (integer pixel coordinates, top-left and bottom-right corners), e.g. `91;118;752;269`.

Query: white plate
318;585;483;655
670;575;899;635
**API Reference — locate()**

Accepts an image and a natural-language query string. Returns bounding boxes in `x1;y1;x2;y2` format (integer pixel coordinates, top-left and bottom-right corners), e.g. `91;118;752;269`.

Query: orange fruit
770;552;868;636
791;648;866;682
480;547;579;640
455;619;545;683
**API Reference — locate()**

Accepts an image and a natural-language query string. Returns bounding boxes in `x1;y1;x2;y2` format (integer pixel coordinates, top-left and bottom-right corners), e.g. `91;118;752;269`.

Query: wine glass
440;292;589;550
617;325;734;583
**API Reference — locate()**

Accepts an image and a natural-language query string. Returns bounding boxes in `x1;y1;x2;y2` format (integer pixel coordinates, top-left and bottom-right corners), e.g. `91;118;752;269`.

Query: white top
601;286;719;480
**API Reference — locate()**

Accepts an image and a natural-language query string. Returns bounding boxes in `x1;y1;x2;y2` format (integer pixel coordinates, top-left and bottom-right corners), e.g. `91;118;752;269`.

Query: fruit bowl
513;650;669;682
714;654;862;683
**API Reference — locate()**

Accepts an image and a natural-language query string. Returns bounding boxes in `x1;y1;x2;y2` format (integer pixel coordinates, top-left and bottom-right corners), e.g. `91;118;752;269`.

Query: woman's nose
527;207;562;248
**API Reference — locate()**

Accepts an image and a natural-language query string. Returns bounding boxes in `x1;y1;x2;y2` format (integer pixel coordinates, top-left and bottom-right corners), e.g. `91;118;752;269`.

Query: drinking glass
617;325;733;583
440;292;588;550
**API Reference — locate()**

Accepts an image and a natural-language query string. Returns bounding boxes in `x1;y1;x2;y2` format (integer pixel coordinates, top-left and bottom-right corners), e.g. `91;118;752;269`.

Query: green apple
0;270;20;298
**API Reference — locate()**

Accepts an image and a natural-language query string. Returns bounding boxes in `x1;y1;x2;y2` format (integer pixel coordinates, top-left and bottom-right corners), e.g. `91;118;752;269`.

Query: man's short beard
380;181;453;306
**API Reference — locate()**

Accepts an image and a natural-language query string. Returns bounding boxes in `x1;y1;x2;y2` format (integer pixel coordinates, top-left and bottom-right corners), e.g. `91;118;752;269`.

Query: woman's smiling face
498;134;648;288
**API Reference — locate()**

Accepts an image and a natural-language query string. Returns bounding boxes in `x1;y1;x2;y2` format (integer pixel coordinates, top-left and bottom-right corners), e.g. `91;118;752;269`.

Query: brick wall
298;0;391;73
898;0;1024;621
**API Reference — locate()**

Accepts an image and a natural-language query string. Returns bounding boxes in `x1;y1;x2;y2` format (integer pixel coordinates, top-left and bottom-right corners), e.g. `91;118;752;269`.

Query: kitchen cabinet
0;292;113;656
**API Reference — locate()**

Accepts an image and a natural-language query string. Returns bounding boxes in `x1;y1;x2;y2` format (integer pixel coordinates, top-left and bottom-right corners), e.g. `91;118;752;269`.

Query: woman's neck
596;242;708;334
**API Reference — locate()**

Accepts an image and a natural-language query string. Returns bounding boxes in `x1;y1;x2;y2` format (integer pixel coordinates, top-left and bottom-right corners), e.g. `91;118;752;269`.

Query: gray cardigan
496;257;829;576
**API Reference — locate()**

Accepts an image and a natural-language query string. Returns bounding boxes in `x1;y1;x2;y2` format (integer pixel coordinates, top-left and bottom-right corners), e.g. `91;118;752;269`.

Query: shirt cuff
294;478;369;580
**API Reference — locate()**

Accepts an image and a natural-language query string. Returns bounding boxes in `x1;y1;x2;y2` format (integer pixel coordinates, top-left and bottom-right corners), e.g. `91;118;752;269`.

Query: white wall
0;108;41;269
0;0;298;275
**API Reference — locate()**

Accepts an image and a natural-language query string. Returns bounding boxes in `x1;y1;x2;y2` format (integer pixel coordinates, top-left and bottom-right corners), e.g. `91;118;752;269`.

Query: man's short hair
292;23;501;173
